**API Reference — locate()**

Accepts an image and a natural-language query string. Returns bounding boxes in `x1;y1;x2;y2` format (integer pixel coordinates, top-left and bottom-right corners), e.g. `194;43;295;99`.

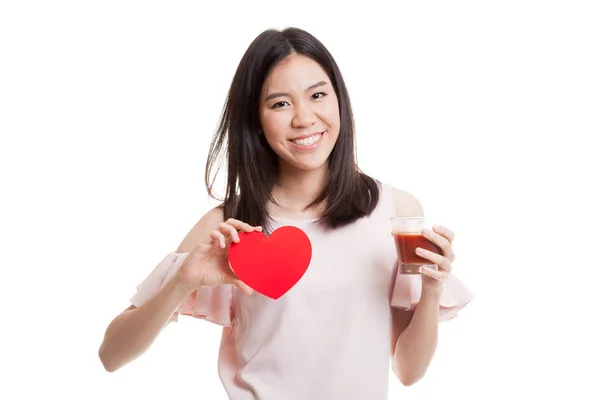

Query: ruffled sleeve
129;252;234;326
390;271;474;322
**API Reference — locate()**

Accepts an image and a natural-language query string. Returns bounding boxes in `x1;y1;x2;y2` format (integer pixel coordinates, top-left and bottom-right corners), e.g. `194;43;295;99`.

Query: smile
289;132;324;147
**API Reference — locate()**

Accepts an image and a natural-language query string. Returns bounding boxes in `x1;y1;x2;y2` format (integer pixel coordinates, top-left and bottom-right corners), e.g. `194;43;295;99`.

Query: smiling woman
260;60;339;171
98;26;474;400
204;29;379;230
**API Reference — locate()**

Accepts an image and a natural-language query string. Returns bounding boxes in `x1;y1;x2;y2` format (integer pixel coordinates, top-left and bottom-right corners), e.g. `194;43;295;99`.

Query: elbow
392;363;425;387
102;363;118;373
98;343;120;373
398;373;422;387
394;369;423;387
99;354;119;373
101;361;118;374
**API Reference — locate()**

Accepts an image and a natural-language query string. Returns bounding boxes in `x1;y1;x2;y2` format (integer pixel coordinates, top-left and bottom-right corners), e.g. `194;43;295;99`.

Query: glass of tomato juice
391;216;445;274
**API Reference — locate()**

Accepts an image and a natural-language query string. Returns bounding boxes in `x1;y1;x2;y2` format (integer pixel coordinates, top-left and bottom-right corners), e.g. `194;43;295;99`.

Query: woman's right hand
174;218;262;296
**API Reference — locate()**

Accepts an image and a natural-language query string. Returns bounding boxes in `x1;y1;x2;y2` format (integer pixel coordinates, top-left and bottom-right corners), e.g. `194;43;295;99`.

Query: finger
235;222;263;234
243;222;263;233
226;218;264;233
432;225;455;243
422;228;452;257
432;225;456;261
419;265;448;281
219;222;240;243
416;247;452;273
231;220;254;233
448;251;456;263
240;223;254;232
209;230;227;248
225;218;253;232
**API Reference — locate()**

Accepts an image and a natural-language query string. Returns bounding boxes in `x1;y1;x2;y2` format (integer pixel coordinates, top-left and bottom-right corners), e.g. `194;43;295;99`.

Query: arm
389;188;440;386
391;290;441;386
98;277;195;372
98;206;225;372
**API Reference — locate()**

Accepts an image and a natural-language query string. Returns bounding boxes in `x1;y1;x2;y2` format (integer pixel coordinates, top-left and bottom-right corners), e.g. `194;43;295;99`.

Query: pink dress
130;182;474;399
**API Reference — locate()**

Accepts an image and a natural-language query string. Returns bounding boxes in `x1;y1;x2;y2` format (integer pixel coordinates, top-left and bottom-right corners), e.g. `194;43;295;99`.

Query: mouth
288;131;324;148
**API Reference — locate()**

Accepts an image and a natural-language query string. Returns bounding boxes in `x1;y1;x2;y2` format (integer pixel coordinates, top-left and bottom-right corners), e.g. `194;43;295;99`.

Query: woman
98;27;473;399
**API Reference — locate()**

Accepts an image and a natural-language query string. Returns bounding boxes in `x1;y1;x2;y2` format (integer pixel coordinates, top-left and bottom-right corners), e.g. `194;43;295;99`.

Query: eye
271;101;289;109
311;92;327;100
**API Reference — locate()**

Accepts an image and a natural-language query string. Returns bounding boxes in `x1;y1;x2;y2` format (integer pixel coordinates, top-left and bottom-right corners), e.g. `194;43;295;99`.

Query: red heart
228;226;312;299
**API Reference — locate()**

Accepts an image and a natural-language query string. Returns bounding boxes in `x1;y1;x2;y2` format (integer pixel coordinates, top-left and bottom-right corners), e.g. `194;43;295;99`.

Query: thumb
225;261;253;295
233;279;254;296
191;242;210;256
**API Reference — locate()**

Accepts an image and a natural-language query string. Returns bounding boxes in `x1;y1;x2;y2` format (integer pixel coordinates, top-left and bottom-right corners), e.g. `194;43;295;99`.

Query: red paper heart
228;226;312;299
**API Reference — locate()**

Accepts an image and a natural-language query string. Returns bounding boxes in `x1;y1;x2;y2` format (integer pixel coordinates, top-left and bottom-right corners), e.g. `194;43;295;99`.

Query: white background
1;1;599;399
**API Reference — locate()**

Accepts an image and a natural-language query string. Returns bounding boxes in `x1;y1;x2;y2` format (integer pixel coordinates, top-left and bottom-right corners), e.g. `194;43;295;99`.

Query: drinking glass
391;217;445;274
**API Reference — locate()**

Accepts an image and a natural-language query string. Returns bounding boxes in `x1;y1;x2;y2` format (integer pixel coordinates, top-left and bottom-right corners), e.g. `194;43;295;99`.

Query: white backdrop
1;1;599;399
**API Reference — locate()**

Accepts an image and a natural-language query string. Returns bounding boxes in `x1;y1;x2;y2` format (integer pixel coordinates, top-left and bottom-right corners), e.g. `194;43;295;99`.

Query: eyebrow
264;81;328;103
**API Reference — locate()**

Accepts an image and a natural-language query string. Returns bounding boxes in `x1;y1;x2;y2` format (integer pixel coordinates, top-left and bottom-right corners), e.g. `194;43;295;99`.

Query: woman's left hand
416;225;456;294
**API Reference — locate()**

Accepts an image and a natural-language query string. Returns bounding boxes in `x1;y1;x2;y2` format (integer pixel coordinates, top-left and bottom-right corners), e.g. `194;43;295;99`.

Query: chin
280;156;330;173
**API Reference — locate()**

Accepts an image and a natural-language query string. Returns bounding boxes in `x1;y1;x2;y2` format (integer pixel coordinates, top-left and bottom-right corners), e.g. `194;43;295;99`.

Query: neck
271;162;329;217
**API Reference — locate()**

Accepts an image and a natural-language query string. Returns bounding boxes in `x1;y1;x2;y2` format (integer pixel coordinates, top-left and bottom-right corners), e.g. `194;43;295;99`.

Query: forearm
392;289;441;385
98;277;193;372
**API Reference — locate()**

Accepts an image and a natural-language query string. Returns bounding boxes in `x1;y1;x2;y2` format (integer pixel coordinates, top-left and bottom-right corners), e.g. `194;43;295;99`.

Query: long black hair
205;27;380;231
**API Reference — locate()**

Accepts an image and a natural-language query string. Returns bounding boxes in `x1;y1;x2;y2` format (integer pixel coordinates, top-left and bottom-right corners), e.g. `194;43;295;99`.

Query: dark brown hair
205;27;380;231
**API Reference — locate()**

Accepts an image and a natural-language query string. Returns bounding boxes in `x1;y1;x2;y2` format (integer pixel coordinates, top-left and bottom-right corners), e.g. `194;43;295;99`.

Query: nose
291;102;316;128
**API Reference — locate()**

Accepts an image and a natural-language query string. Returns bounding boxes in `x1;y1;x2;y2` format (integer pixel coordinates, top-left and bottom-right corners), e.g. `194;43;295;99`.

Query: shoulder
390;186;424;217
175;205;225;253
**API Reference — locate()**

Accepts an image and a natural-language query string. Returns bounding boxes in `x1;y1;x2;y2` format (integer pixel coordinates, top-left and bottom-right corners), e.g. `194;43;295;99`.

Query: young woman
98;27;473;399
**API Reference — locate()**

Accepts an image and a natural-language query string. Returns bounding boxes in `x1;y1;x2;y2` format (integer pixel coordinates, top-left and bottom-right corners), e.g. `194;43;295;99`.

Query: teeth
292;133;321;146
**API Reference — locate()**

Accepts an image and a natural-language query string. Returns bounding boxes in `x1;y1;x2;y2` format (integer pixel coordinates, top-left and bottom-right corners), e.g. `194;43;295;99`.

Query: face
259;54;340;173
